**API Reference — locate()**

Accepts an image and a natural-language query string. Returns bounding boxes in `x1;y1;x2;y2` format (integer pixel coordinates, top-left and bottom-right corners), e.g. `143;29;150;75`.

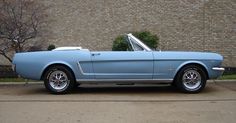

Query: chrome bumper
11;64;16;71
212;67;225;71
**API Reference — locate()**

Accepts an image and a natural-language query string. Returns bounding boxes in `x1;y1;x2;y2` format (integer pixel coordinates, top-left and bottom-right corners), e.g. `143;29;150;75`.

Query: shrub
47;44;56;50
133;31;159;49
112;31;159;51
112;36;129;51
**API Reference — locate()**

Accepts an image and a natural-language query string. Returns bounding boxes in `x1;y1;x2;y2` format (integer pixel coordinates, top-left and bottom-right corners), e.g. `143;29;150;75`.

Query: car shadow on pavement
72;86;178;94
69;84;218;95
3;83;218;95
20;85;179;95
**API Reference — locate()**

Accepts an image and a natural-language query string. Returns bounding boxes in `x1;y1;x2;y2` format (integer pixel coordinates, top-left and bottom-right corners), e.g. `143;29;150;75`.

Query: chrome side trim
77;62;93;75
53;47;82;51
212;67;225;71
77;62;85;74
76;79;173;84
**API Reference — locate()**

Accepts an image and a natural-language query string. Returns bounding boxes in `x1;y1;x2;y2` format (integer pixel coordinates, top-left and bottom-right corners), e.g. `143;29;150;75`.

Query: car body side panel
153;60;183;79
13;50;93;80
13;50;224;82
153;51;224;79
91;51;154;79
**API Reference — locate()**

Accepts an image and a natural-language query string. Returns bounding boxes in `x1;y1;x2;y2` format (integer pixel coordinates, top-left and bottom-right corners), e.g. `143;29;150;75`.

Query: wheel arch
174;62;209;81
40;62;76;81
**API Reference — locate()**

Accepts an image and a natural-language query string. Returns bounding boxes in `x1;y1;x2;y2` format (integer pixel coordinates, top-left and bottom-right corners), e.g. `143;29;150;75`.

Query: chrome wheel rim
182;70;201;90
49;70;69;91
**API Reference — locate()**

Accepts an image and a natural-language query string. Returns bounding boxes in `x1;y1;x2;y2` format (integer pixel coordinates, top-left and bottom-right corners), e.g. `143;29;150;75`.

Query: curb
0;80;235;85
0;81;43;85
207;80;236;83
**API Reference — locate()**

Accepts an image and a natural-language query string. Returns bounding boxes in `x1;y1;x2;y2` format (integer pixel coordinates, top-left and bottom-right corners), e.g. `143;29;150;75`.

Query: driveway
0;81;236;123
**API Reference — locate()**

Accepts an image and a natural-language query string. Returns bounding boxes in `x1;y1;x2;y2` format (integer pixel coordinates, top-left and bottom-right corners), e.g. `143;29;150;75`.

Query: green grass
220;74;236;80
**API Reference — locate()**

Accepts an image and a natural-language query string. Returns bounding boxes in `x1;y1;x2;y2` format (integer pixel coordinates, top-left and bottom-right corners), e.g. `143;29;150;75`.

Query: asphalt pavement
0;81;236;123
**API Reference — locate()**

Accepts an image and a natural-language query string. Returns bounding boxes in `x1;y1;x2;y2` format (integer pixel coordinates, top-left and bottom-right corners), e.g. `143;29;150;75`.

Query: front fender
174;61;209;79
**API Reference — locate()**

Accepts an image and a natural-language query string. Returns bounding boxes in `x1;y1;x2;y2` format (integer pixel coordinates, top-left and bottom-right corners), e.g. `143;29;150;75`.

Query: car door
91;51;153;79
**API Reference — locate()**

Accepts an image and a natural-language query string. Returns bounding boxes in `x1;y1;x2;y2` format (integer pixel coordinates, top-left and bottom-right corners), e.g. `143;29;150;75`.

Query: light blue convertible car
12;33;224;94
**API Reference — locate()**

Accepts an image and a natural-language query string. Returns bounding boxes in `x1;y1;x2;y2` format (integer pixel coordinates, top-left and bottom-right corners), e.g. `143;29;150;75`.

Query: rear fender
40;61;76;80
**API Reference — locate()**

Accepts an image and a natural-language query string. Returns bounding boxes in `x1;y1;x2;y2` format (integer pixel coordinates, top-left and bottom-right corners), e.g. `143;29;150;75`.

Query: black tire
74;83;80;89
43;65;75;94
175;65;207;93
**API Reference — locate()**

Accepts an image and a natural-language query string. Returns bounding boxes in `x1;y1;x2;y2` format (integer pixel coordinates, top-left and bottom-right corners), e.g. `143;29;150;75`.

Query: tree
0;0;48;63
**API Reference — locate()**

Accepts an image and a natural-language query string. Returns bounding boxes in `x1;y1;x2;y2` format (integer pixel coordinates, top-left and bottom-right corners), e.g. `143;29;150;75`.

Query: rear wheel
175;65;207;93
44;66;75;94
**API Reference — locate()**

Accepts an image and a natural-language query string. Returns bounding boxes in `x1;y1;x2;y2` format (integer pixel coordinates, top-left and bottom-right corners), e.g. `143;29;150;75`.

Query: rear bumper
11;64;16;72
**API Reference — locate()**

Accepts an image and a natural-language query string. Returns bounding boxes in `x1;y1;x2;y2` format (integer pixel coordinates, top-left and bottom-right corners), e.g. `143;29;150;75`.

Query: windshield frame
126;33;152;51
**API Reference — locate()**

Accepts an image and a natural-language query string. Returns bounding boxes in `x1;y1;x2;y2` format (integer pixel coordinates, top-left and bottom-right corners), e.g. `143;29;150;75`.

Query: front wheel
44;66;75;94
175;65;207;93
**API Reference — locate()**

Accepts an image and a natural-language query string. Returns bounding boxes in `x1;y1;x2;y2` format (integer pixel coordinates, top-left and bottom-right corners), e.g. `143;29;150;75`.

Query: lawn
220;74;236;80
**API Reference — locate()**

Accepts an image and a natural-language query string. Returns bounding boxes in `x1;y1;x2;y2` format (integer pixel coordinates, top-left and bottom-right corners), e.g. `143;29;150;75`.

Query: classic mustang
12;33;224;94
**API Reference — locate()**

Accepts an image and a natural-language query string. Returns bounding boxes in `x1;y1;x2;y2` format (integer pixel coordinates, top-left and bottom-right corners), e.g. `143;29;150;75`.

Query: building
0;0;235;67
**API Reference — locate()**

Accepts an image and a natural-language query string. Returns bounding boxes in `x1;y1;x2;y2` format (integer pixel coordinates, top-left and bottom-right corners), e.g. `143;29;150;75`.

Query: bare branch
0;51;12;63
0;0;48;62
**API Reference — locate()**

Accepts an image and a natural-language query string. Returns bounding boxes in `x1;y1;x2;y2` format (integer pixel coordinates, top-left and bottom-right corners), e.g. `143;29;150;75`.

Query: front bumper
212;67;225;71
211;67;225;79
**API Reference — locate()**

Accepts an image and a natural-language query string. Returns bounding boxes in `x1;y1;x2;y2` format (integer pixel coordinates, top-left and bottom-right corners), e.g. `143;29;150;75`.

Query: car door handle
91;53;101;56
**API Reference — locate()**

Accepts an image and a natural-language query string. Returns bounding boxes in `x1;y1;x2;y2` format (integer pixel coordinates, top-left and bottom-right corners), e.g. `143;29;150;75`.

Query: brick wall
0;0;235;67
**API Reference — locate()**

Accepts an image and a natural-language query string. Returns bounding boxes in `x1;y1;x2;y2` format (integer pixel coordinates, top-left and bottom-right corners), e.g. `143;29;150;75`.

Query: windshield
130;38;144;51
